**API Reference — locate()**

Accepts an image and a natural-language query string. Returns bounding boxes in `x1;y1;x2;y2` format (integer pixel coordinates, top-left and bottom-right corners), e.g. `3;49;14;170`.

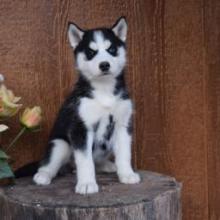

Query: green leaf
0;159;14;179
0;149;9;159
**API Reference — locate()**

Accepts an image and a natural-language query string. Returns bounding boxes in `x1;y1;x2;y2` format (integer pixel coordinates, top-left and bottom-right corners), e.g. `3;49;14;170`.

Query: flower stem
6;127;26;152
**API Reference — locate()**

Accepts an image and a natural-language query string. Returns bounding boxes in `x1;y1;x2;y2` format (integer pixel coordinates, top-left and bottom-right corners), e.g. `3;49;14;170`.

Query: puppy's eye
107;45;117;56
87;48;97;59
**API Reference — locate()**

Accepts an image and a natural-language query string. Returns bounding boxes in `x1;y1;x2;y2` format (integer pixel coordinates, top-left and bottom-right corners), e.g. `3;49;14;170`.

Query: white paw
75;182;99;194
33;171;51;185
119;172;141;184
97;161;117;173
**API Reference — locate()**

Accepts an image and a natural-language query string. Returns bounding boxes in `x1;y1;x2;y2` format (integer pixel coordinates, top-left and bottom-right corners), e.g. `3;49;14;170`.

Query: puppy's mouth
102;71;111;75
100;69;112;75
95;70;112;78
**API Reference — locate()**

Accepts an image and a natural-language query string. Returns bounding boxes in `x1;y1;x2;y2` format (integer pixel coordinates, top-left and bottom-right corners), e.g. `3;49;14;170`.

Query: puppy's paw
75;182;99;194
119;172;140;184
33;171;51;185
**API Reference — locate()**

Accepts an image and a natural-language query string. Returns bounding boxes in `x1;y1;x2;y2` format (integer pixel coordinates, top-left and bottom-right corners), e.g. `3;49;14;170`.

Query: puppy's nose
99;62;110;72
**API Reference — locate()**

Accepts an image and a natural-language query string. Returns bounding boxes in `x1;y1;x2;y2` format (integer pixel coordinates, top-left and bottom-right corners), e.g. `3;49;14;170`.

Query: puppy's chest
79;91;119;127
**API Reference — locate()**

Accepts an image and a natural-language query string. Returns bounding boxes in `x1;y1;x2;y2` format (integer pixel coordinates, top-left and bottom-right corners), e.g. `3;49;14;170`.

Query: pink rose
20;106;42;129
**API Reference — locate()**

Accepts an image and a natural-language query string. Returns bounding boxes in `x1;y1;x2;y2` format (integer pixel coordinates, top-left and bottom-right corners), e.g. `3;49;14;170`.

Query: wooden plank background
0;0;219;219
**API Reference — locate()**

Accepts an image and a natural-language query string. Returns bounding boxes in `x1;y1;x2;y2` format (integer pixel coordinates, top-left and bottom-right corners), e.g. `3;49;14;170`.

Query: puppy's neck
90;75;116;94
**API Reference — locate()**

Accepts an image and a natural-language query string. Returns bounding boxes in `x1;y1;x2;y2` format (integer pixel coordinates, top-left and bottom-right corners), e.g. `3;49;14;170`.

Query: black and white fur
33;17;140;194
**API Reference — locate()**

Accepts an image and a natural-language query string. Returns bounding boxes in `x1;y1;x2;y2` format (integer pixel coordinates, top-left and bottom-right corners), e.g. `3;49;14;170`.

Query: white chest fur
78;76;133;129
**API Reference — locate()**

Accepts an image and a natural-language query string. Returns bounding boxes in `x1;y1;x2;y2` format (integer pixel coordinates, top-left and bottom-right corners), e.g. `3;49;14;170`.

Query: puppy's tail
14;161;39;178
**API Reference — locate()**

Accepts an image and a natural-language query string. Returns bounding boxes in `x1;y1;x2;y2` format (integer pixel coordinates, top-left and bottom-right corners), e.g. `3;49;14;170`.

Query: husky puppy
33;17;140;194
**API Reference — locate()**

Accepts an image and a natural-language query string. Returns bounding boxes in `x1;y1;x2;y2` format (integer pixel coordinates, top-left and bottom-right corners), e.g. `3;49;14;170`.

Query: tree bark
0;171;182;220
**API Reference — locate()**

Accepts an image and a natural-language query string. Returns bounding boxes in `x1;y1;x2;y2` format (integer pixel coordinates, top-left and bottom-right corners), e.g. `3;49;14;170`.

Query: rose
5;107;42;152
20;106;42;129
0;85;22;118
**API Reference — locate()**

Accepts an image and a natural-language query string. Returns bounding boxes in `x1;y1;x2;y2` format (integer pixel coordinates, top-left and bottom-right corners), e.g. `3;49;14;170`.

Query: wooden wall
0;0;220;219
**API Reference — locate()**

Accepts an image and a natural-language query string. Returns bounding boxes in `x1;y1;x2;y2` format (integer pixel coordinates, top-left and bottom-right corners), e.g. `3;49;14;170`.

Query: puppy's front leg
74;131;98;194
113;127;140;184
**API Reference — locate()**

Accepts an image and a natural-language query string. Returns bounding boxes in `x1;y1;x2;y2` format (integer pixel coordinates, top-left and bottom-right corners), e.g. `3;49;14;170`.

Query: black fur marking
127;115;133;135
74;28;125;60
93;121;100;133
102;29;125;49
41;142;54;166
92;142;95;151
86;48;98;60
104;115;115;141
101;143;107;151
114;72;129;99
47;75;93;152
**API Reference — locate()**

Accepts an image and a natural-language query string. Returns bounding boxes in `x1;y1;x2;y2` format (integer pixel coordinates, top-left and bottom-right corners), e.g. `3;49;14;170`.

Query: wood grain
0;0;219;219
0;0;61;168
204;0;220;219
0;171;182;220
162;1;208;219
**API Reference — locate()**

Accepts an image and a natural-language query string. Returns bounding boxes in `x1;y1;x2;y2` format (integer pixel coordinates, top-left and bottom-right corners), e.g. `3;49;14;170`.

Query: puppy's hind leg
33;139;71;185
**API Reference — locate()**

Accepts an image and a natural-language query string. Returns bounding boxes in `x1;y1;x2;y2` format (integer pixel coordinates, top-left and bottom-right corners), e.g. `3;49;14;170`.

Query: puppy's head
68;17;127;79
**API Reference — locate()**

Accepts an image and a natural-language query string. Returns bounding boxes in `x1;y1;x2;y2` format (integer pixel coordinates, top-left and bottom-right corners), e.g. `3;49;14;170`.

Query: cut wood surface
0;171;181;220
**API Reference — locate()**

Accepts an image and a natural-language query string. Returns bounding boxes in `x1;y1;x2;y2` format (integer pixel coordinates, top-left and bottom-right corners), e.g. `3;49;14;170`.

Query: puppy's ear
112;17;127;42
68;22;84;49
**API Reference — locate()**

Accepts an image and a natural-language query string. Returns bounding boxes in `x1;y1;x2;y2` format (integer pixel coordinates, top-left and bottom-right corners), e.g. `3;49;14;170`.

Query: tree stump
0;171;182;220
